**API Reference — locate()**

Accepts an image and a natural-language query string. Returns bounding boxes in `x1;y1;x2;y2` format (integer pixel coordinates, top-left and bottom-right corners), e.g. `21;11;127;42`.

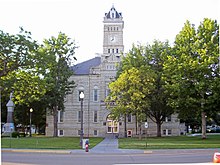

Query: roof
71;57;101;75
105;5;122;19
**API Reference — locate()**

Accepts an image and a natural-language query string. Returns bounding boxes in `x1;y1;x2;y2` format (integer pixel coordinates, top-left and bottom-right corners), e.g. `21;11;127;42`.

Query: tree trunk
156;122;162;137
201;94;206;139
124;114;127;138
53;106;58;137
135;115;138;135
138;122;142;140
201;111;207;139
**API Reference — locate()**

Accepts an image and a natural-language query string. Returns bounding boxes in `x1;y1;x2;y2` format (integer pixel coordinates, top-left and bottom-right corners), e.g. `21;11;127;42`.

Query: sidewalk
89;137;144;154
90;137;119;153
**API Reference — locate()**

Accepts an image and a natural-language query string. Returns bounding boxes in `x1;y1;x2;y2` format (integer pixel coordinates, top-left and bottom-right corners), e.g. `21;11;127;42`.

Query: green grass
1;137;103;149
119;135;220;149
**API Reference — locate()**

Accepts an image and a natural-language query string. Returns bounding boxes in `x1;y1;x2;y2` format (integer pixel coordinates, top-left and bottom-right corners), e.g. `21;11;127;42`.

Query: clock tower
103;5;124;59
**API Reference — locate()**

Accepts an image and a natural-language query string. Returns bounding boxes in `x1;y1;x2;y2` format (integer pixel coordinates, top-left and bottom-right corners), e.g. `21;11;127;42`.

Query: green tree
163;18;219;139
144;41;174;137
0;28;48;129
41;32;77;137
107;67;154;139
0;27;38;78
108;41;173;137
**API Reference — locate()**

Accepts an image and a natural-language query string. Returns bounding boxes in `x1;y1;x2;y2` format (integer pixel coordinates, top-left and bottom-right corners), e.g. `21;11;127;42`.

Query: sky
1;0;219;64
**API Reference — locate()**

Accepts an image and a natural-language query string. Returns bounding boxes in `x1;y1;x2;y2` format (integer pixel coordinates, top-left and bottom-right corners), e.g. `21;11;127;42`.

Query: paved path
89;137;144;154
90;137;119;153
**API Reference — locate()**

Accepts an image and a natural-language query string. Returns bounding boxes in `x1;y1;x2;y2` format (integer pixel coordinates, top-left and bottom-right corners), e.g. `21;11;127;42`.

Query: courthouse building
46;6;185;137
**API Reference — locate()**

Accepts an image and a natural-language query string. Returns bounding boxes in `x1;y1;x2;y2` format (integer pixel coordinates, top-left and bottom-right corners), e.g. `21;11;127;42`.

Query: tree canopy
0;29;77;136
163;18;219;138
107;41;174;137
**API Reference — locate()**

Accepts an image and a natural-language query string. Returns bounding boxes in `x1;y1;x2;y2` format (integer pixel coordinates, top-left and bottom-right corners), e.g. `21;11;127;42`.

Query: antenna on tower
112;3;114;9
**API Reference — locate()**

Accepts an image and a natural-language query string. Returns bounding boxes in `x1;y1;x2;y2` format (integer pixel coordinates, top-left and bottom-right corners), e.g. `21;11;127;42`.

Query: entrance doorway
106;115;119;133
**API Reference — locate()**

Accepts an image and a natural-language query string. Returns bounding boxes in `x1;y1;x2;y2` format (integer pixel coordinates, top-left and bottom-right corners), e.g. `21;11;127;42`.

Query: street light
29;108;33;137
79;91;84;148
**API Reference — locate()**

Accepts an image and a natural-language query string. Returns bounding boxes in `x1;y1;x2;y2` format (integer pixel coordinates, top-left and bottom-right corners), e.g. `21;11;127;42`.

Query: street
2;149;215;165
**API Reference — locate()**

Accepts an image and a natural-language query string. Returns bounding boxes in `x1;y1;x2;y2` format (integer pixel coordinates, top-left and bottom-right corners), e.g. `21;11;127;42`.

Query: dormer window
112;13;114;18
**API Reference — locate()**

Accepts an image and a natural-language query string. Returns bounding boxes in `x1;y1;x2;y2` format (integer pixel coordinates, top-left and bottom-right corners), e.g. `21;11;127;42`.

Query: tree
145;41;174;137
163;18;219;139
40;32;77;137
0;27;38;78
0;28;49;130
108;41;174;137
107;67;154;139
0;29;77;136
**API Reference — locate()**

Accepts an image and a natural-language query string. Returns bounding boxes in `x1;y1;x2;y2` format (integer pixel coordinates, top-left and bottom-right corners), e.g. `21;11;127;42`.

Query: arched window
93;86;99;102
106;114;119;133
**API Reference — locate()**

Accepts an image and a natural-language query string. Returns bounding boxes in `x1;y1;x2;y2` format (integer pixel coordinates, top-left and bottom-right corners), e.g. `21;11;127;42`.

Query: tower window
112;49;114;53
116;49;119;53
112;13;114;18
108;49;110;53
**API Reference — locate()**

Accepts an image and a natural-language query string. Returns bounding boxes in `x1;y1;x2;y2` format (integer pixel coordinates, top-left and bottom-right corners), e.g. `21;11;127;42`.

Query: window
112;49;114;53
112;13;114;18
163;129;172;135
108;49;110;53
78;111;82;122
116;49;119;53
168;129;172;135
94;130;98;136
163;129;166;135
164;115;172;122
94;111;98;122
58;130;64;136
167;115;171;122
93;89;98;102
106;115;118;133
105;89;110;97
127;114;132;123
58;111;64;123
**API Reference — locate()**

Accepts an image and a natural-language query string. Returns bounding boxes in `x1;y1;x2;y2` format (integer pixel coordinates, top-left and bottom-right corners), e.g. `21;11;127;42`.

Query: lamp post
29;108;33;137
79;91;84;148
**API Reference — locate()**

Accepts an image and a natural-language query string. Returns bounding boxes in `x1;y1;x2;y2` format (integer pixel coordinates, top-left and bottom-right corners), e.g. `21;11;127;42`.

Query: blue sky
1;0;219;64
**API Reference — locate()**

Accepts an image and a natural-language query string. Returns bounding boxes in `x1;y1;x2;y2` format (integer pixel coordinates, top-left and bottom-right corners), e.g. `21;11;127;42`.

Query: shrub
12;132;20;138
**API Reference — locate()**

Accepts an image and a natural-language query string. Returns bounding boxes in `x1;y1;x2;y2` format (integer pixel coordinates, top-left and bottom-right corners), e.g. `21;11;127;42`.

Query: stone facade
46;6;185;137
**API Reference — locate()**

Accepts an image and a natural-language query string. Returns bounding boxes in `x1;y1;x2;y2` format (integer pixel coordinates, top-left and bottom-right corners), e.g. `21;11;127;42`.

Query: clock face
110;36;115;42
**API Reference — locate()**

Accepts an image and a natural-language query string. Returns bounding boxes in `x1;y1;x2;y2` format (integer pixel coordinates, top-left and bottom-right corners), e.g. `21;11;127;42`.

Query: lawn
119;135;220;149
1;137;103;149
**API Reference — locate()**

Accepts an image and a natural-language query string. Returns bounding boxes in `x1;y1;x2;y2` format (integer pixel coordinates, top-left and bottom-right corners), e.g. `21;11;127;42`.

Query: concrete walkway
89;137;144;154
90;137;119;153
